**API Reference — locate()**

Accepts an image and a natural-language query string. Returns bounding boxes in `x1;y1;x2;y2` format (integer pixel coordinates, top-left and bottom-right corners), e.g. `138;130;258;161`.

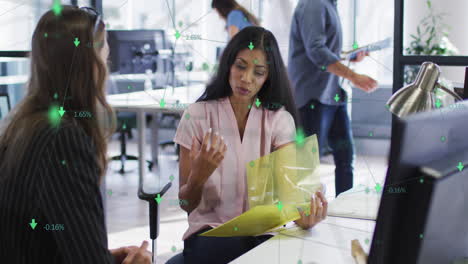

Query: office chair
110;112;154;174
138;181;172;263
166;252;184;264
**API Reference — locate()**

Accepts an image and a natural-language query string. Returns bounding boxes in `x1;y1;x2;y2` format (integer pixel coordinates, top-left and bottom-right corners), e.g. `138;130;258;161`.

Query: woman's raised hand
189;128;227;186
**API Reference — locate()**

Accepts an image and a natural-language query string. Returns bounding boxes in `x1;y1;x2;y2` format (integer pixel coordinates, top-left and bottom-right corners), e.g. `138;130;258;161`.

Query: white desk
107;84;205;182
110;71;210;84
232;216;375;264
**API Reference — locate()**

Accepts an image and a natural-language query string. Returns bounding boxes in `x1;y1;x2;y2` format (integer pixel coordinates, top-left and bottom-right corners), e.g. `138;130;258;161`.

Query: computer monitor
368;101;468;263
107;30;168;74
0;93;10;120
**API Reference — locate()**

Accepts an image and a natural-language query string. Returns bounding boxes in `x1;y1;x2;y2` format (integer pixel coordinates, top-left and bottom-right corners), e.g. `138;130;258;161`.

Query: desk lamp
387;61;463;118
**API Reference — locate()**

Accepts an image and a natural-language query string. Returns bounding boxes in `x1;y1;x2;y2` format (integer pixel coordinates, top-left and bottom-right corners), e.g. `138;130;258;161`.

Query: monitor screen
369;101;468;263
107;30;168;74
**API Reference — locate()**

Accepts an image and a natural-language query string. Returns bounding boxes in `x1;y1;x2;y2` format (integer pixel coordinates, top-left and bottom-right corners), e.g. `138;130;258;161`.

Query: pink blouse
173;96;296;240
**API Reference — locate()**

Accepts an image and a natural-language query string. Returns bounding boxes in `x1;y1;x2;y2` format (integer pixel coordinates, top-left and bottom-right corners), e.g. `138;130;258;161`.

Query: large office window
344;0;394;86
403;0;468;84
0;0;74;51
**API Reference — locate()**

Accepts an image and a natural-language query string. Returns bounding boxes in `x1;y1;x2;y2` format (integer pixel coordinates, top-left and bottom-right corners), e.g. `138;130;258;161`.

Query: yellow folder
201;135;321;237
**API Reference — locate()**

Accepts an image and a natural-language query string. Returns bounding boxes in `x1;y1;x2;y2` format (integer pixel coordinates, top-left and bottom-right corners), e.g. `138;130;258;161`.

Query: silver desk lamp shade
387;61;463;118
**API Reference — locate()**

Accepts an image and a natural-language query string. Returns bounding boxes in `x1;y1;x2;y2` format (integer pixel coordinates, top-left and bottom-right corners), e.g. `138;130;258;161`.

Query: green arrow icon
255;98;261;108
435;99;442;108
58;107;65;117
160;99;166;108
155;194;162;204
73;38;80;47
248;42;254;50
375;183;382;193
30;219;38;230
52;0;63;16
334;94;340;102
295;129;305;145
457;162;464;171
277;201;283;211
175;31;181;40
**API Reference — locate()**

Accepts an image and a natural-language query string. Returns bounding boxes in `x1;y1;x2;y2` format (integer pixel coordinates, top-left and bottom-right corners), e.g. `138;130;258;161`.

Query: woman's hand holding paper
294;191;328;230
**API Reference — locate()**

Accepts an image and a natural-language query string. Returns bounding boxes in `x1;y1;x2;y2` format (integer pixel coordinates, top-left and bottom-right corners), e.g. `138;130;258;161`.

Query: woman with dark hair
0;6;150;264
212;0;260;39
173;26;328;264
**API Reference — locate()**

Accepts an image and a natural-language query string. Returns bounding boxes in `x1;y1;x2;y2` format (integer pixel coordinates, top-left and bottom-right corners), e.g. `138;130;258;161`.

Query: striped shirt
0;122;114;263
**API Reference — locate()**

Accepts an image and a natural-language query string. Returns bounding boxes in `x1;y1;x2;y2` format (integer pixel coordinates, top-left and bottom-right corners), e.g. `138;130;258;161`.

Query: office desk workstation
233;216;375;264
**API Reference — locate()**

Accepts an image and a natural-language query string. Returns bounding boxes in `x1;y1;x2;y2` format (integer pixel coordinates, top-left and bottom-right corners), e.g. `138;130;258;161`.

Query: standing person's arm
299;1;377;92
327;61;377;92
228;25;240;39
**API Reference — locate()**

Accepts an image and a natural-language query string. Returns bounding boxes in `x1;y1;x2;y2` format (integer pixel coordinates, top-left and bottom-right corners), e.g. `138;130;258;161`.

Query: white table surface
107;84;205;112
231;216;375;264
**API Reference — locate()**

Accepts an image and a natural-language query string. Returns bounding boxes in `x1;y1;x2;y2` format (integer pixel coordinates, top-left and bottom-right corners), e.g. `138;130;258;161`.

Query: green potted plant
404;0;458;84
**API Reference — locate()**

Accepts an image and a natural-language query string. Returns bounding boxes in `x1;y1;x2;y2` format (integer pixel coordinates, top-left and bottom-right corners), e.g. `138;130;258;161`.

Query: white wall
262;0;297;65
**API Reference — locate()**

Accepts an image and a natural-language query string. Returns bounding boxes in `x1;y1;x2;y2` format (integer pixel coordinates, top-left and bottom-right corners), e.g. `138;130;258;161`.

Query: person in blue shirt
212;0;260;39
288;0;378;197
